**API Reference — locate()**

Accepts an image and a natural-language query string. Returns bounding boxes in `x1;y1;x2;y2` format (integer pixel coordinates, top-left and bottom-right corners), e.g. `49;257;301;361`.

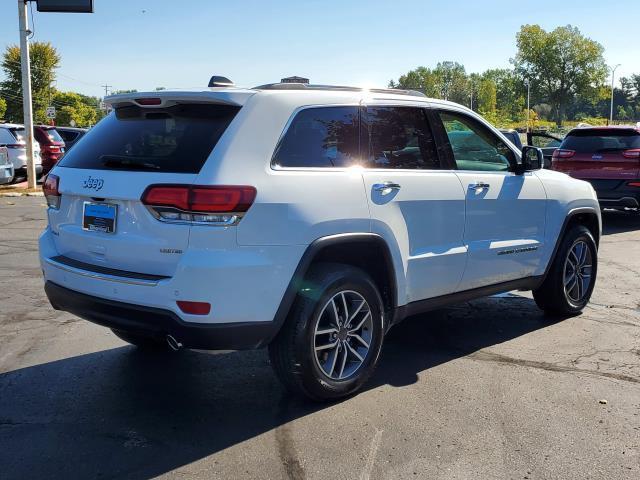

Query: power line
101;84;112;96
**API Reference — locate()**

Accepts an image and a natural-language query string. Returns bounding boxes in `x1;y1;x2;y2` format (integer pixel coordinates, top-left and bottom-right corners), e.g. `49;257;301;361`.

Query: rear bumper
598;196;639;209
45;281;278;350
587;179;640;209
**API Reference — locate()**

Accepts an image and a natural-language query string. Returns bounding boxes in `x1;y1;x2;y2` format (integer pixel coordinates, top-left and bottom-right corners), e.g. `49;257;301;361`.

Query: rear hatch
552;128;640;189
47;94;244;277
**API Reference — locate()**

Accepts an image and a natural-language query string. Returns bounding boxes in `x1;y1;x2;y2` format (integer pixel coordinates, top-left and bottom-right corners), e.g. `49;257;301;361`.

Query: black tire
111;329;170;351
533;225;597;316
268;263;385;402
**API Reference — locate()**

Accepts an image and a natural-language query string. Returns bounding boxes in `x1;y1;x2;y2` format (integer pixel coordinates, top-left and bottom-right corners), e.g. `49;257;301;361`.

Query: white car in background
0;146;13;185
0;123;42;182
40;81;601;401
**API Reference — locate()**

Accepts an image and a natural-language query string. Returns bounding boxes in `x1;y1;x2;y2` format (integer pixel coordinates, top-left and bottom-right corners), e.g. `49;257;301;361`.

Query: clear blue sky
0;0;637;98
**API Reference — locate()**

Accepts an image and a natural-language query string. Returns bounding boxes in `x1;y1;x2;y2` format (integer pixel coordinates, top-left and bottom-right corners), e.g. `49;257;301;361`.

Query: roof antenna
208;76;234;88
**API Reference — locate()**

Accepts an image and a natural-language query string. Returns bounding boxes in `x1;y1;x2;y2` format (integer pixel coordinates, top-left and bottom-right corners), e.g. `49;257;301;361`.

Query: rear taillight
47;145;61;153
628;182;640;188
43;174;61;209
552;149;575;159
622;149;640;159
141;185;256;225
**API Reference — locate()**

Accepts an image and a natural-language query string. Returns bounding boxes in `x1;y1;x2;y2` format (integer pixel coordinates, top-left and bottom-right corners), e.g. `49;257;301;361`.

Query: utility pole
18;0;36;189
102;84;112;97
609;64;621;125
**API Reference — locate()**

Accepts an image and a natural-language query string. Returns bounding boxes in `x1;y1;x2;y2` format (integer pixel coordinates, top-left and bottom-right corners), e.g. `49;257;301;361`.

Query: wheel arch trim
270;233;398;342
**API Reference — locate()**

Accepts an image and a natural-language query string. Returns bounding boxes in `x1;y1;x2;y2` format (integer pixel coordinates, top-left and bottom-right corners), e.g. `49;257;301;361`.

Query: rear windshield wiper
100;155;161;170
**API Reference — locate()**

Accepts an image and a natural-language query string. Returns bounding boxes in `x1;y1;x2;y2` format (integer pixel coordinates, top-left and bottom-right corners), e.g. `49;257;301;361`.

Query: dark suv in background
34;125;65;174
551;126;640;211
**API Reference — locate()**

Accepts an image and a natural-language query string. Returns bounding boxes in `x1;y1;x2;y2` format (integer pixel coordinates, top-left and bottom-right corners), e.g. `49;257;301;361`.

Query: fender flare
269;233;398;341
539;206;601;286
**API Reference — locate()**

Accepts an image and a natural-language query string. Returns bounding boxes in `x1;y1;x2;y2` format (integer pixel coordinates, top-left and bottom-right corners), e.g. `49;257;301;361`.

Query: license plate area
83;202;117;234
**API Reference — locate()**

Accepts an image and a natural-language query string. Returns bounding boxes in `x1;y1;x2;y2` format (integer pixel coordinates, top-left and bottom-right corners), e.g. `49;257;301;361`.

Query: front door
434;109;547;291
360;105;467;304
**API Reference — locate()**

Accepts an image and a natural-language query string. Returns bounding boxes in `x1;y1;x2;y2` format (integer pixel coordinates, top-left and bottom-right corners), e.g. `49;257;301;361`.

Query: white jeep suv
40;82;600;401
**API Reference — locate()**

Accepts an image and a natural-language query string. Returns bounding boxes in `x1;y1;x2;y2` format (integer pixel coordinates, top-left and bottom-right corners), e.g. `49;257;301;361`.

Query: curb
0;191;44;197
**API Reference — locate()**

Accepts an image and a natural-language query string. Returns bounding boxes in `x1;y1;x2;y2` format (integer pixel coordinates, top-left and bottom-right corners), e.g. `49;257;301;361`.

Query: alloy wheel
313;290;373;380
563;240;593;303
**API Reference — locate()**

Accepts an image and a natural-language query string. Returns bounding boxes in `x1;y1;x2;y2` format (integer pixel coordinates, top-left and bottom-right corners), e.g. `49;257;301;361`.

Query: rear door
360;105;467;303
47;100;241;277
433;109;547;291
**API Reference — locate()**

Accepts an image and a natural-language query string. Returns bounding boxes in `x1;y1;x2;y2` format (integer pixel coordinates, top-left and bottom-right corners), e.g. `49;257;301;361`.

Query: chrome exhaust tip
166;334;183;351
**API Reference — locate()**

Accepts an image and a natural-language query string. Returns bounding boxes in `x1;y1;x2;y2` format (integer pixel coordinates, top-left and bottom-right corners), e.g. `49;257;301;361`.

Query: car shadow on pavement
602;209;640;235
0;295;553;479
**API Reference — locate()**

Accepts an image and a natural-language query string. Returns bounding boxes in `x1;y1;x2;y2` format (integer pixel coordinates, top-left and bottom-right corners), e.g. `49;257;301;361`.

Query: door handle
373;181;402;192
468;182;490;190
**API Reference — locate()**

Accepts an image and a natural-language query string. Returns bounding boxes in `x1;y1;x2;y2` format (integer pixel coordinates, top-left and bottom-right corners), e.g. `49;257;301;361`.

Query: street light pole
524;79;531;133
17;0;36;189
609;64;621;125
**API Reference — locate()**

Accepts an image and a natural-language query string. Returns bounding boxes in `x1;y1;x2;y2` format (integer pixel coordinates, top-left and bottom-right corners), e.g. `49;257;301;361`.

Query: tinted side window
0;129;16;145
439;111;515;171
272;107;359;168
363;107;439;169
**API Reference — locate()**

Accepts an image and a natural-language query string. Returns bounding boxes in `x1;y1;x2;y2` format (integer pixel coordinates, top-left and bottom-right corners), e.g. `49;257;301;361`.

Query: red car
34;125;66;174
551;126;640;211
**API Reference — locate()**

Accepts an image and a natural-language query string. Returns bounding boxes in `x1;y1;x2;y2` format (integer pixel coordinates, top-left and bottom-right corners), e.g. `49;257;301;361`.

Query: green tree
0;97;6;119
0;42;60;123
477;78;497;114
52;91;100;127
482;68;526;120
512;25;607;126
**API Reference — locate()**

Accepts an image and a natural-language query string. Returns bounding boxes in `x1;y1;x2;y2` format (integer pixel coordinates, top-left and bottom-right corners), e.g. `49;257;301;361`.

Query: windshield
58;103;240;173
560;130;640;153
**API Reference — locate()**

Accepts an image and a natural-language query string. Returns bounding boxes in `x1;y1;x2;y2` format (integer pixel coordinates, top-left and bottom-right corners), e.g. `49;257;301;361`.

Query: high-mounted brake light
622;149;640;159
552;149;575;159
141;185;256;225
43;174;61;209
135;97;162;106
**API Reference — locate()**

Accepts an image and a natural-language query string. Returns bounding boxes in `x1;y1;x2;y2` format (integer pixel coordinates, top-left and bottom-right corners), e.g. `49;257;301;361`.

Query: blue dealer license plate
83;202;117;234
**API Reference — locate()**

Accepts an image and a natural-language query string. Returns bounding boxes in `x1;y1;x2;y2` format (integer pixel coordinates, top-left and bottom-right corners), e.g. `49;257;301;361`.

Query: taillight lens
622;149;640;159
43;174;61;209
552;149;575;159
628;182;640;188
141;185;256;225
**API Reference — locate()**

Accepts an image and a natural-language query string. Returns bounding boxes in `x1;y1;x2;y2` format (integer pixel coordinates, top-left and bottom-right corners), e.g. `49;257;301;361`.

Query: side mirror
520;146;544;172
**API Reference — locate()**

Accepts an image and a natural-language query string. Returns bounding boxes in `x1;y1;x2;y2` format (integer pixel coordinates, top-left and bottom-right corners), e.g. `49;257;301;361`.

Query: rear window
560;129;640;153
58;103;240;173
41;128;64;143
58;130;80;143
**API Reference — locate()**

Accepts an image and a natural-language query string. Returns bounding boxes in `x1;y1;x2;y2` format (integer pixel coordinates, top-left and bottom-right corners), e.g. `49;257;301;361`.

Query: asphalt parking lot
0;196;638;480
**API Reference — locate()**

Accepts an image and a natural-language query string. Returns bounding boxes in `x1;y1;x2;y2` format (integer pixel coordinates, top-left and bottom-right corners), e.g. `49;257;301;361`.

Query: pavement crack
274;396;305;480
469;351;640;384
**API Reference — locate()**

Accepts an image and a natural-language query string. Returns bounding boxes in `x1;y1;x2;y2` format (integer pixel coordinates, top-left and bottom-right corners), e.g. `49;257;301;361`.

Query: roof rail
253;83;426;97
